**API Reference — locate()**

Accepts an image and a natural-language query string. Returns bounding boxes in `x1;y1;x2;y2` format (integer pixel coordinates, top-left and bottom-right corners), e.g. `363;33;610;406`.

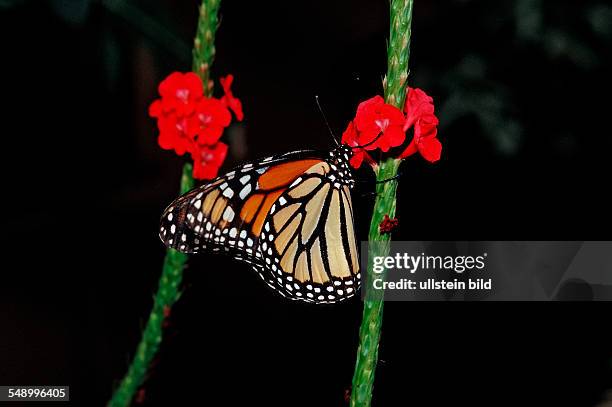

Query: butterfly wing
160;151;322;256
159;149;360;303
257;168;360;303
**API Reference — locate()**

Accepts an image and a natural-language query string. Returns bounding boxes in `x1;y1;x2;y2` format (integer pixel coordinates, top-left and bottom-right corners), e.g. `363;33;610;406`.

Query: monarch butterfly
159;144;360;304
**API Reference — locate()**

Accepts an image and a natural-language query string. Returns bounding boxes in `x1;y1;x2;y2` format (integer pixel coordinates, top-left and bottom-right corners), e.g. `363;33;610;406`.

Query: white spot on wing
239;184;251;199
223;206;235;222
290;177;302;188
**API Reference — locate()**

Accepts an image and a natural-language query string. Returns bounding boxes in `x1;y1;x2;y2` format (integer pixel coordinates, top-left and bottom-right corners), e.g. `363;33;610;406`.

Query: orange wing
160;155;329;255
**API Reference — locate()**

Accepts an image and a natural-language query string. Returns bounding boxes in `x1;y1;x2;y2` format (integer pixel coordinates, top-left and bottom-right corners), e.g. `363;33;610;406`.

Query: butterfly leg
376;172;402;184
360;191;379;198
355;171;402;186
357;172;402;197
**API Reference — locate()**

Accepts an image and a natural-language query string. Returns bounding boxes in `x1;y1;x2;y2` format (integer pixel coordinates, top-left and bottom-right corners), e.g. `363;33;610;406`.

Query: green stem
384;0;413;109
192;0;221;97
109;0;221;405
350;1;413;406
108;165;193;407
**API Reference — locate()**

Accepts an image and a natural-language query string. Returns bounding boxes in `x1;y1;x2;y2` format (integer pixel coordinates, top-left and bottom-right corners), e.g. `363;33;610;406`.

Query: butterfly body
159;145;360;304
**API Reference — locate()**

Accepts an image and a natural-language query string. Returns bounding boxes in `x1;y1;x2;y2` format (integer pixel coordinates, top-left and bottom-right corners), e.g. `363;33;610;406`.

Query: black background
1;0;611;405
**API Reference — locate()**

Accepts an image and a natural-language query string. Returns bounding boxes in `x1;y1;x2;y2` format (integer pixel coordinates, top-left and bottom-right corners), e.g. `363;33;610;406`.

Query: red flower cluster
379;214;399;234
149;72;243;180
341;87;440;168
399;88;441;162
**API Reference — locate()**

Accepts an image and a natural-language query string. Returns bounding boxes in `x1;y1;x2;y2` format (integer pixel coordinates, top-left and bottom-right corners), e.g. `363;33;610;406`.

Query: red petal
418;137;442;163
379;125;406;152
379;103;406;125
362;150;377;168
193;161;219;180
211;142;229;166
196;126;224;145
232;99;244;121
341;122;360;150
157;132;176;151
404;87;435;131
398;139;418;159
158;72;183;97
359;128;383;150
219;75;244;121
349;151;364;169
156;72;204;118
220;75;234;94
183;72;204;98
222;95;244;121
191;142;228;180
354;96;385;130
414;120;438;144
202;98;232;126
149;100;162;117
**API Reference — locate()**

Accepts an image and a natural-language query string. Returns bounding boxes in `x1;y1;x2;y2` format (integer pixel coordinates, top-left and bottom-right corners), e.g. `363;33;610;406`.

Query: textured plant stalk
108;165;193;407
350;0;413;406
384;0;413;109
108;1;220;405
192;0;221;97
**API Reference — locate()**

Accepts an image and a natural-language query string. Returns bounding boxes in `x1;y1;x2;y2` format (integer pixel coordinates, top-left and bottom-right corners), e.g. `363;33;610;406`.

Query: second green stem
350;0;413;405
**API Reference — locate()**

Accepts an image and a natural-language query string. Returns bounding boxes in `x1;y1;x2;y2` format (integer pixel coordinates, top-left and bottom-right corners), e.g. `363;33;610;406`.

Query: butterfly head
328;144;355;188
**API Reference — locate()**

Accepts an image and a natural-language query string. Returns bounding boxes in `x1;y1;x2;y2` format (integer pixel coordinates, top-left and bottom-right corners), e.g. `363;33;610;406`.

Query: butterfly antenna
315;95;340;146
